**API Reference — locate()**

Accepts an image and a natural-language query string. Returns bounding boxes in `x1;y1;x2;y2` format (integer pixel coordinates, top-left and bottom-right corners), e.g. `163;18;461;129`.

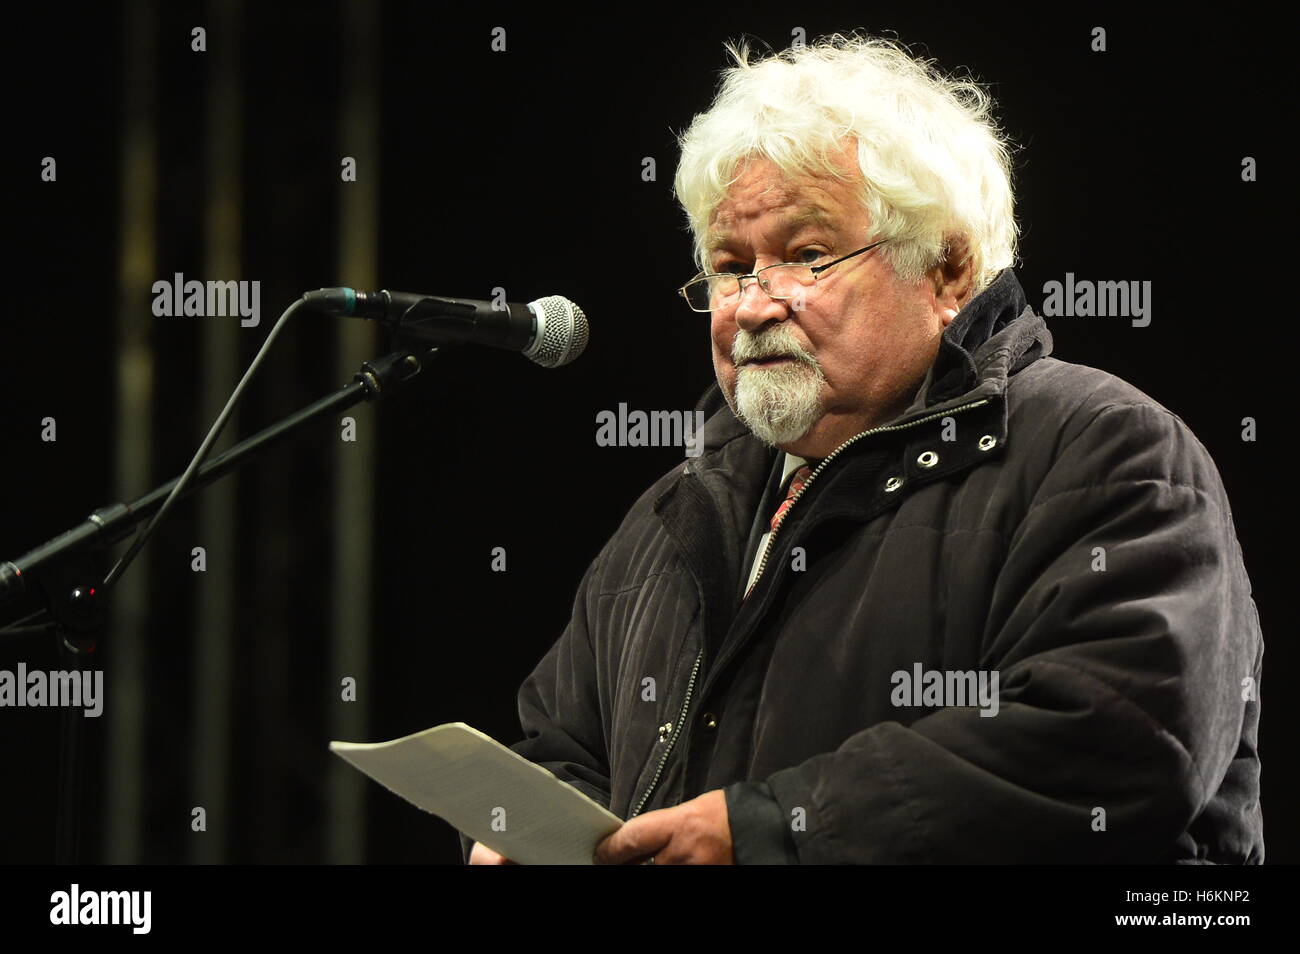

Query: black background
2;1;1289;866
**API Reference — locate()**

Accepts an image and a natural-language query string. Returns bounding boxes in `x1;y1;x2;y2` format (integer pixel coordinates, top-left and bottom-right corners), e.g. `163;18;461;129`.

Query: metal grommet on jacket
702;712;718;730
657;722;673;742
917;450;939;468
884;476;904;492
978;435;997;451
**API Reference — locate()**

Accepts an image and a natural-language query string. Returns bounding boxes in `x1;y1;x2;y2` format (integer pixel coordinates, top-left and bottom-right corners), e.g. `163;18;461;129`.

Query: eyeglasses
678;239;891;313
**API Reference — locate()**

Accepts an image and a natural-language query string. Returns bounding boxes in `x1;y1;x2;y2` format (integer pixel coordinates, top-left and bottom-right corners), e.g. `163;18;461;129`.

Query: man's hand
594;789;733;865
468;841;517;865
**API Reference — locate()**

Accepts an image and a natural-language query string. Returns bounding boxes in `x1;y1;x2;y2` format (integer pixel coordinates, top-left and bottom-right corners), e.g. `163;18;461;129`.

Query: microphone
302;287;589;368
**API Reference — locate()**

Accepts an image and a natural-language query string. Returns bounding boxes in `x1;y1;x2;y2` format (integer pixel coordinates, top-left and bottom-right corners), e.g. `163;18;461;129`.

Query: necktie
769;464;813;533
744;464;813;600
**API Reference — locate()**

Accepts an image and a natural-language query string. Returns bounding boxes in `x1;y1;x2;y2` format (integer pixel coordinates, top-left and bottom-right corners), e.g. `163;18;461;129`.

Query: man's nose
733;279;791;332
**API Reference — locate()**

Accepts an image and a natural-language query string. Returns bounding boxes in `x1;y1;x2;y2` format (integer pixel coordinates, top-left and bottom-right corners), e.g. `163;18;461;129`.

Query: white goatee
727;324;826;447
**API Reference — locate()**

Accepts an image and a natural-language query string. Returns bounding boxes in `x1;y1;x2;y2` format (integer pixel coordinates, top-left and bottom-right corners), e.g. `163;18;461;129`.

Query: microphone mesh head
527;296;589;368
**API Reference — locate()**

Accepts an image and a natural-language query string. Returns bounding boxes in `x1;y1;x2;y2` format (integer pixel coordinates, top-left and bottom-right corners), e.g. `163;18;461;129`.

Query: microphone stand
0;344;440;863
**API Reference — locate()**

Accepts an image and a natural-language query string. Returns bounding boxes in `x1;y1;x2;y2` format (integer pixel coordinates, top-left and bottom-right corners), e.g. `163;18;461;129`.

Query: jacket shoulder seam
1020;400;1221;517
1023;477;1220;519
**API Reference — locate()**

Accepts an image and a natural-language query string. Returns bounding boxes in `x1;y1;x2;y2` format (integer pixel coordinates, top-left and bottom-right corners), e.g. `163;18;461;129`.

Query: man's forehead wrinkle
706;203;837;253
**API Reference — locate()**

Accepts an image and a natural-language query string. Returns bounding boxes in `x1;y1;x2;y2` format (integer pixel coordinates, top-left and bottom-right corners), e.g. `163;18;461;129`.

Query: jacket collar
909;265;1051;409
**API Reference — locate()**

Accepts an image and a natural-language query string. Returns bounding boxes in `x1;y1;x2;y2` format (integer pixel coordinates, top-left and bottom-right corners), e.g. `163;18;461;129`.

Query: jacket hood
690;267;1053;455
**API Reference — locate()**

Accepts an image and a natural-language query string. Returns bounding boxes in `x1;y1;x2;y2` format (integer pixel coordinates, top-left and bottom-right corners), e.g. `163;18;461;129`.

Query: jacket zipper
629;650;703;818
627;396;989;818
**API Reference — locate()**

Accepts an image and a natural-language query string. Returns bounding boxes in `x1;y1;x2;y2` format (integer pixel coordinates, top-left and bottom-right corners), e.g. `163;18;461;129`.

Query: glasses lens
683;265;816;311
759;264;815;299
685;275;738;311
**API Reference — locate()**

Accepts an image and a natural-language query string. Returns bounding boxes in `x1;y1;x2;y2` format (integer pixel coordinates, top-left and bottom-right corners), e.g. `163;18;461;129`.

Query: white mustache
732;327;817;367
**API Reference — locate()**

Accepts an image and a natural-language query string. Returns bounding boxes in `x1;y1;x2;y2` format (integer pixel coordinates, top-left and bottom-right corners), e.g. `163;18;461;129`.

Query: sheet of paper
330;722;623;865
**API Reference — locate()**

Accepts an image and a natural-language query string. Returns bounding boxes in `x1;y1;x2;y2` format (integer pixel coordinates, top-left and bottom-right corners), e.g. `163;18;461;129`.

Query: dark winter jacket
462;267;1265;864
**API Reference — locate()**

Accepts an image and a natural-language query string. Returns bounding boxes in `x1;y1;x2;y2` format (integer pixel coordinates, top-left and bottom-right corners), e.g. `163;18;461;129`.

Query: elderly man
466;34;1264;864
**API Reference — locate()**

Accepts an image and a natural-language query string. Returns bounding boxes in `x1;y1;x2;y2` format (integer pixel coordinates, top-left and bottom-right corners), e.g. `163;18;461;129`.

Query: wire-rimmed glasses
678;238;891;313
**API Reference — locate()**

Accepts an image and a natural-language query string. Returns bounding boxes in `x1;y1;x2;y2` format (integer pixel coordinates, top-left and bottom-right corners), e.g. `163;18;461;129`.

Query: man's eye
716;262;749;275
796;247;830;264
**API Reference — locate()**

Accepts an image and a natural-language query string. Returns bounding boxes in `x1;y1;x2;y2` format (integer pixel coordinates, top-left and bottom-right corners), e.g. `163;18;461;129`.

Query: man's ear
929;234;976;320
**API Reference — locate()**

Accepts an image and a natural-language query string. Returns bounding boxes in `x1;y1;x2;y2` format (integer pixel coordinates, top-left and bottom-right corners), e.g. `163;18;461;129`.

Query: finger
594;816;673;865
469;842;513;865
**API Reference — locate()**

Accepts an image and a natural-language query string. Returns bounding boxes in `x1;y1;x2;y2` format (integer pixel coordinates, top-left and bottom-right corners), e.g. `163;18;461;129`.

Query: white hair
673;33;1020;294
